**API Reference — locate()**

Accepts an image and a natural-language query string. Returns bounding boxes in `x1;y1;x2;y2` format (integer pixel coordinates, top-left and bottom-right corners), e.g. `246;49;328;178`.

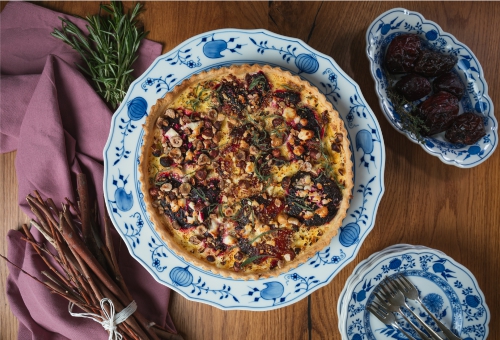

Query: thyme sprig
384;69;429;143
51;1;148;109
186;83;211;111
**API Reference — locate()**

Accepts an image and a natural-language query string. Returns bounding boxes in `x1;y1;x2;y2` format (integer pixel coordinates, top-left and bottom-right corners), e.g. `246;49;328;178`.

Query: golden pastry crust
139;64;353;280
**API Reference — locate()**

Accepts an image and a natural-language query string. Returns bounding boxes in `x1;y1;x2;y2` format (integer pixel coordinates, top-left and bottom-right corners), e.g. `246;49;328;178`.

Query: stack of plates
337;244;490;340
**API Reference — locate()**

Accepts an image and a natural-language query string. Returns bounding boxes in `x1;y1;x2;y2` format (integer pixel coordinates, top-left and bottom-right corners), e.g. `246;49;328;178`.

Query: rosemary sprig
51;1;148;109
384;70;429;143
241;255;270;267
248;74;267;90
186;83;211;111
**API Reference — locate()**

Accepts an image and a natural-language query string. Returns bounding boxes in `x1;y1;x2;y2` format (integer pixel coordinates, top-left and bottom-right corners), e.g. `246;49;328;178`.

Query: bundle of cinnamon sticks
1;173;182;340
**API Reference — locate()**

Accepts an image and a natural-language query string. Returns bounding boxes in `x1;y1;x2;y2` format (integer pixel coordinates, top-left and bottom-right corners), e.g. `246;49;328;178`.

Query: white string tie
69;298;137;340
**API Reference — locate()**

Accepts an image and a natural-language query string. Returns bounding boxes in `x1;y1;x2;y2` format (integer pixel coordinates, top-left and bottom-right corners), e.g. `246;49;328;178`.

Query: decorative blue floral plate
338;245;490;340
103;29;385;310
366;8;497;168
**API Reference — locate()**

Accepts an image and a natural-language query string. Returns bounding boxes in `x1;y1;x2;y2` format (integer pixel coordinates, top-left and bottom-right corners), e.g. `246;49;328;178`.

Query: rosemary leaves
51;1;148;109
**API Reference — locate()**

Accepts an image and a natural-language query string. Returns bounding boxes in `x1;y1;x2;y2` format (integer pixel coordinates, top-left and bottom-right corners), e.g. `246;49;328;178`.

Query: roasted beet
395;73;432;101
414;50;457;77
273;90;301;106
416;91;460;136
385;34;422;73
445;112;486;144
433;72;465;99
286;171;342;227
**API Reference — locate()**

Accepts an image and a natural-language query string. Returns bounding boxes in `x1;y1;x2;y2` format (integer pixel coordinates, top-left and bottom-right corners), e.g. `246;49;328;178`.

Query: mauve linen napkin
0;2;177;339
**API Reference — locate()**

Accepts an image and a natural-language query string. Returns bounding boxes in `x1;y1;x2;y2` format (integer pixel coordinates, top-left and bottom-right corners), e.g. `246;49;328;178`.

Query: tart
139;64;353;280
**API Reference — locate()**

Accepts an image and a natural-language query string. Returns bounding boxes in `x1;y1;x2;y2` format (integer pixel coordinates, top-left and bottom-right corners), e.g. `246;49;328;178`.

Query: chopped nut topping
189;236;201;245
293;145;305;156
165;108;176;118
170;135;183;147
315;206;329;218
198;154;211;165
160;183;172;192
287;217;299;225
179;183;192;196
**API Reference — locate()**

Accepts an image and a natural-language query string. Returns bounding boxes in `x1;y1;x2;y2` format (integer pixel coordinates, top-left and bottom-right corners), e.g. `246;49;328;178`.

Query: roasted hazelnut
160;183;173;192
202;129;214;139
195;169;208;181
189;236;201;245
198;153;211;165
179;183;192;196
235;150;246;161
165;108;176;118
207;108;218;120
169;135;183;148
217;113;225;121
156;117;165;129
272;117;284;127
293;145;305;156
149;187;159;197
169;148;182;159
213;131;224;144
209;149;219;158
249;145;259;155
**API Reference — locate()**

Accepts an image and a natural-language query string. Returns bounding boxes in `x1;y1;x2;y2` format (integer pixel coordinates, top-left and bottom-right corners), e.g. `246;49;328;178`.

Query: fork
367;301;416;340
379;277;444;340
393;274;462;340
373;292;431;340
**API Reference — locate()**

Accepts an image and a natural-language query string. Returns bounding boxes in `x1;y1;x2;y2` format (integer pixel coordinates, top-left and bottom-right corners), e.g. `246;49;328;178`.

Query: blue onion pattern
295;53;319;74
127;97;148;121
170;266;194;287
339;223;360;247
108;172;133;216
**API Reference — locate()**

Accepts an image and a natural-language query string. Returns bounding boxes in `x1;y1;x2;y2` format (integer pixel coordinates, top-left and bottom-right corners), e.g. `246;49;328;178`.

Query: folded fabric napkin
1;2;177;339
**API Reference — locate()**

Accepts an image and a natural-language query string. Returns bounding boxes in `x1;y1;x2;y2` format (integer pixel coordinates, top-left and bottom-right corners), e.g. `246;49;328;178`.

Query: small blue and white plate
338;245;490;340
103;29;385;311
366;8;497;168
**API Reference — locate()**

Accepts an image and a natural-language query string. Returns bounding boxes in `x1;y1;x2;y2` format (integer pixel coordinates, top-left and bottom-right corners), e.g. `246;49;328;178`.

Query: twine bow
69;298;137;340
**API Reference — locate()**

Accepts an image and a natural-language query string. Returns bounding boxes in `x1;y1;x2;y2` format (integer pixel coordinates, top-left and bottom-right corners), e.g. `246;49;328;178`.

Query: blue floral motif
320;68;341;103
309;248;346;267
341;176;375;248
108;171;133;217
459;287;486;322
198;35;244;58
247;282;286;306
403;21;424;35
141;74;177;95
423;293;445;314
419;254;434;271
123;212;143;248
376;17;404;35
165;48;202;68
432;259;456;281
169;266;240;302
148;236;168;272
284;273;320;294
249;38;319;74
113;117;136;165
356;125;381;172
347;319;366;339
346;94;369;129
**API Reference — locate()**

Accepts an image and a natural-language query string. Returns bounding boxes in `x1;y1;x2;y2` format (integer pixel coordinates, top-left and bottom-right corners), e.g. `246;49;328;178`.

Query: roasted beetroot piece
445;112;486;144
416;91;459;136
395;73;432;101
385;34;422;74
433;72;465;99
414;50;457;77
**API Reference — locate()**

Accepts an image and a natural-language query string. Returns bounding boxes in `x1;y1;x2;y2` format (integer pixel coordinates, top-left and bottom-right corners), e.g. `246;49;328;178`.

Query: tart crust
139;64;353;280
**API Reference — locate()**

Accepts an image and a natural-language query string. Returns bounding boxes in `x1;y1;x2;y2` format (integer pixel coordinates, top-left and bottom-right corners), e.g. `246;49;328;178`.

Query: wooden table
1;1;499;339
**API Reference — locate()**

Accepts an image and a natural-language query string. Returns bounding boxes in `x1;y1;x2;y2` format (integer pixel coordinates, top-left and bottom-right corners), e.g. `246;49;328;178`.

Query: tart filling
139;64;353;279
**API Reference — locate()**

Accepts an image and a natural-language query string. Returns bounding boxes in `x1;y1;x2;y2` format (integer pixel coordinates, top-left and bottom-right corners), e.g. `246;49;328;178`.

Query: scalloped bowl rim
366;7;497;168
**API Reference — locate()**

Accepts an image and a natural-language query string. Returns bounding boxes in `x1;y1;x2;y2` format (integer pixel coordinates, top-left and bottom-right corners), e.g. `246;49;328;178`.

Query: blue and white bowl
337;244;490;340
366;8;497;168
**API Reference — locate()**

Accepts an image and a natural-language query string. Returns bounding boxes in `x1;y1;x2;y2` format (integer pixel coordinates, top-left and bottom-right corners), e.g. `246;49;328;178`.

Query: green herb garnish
186;83;211;111
248;228;282;245
248;74;267;90
240;255;270;267
51;1;148;109
384;70;429;143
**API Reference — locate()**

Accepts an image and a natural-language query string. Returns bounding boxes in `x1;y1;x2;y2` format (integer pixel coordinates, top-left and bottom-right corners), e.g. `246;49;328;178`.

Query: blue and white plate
103;29;385;311
366;8;497;168
338;245;490;339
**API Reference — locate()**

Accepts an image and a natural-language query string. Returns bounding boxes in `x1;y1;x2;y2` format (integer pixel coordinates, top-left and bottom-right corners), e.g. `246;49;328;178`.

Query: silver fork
394;274;462;340
373;292;431;340
367;301;416;340
379;277;444;340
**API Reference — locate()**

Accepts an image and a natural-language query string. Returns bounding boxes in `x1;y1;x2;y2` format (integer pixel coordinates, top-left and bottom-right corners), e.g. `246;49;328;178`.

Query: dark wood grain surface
1;2;499;339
